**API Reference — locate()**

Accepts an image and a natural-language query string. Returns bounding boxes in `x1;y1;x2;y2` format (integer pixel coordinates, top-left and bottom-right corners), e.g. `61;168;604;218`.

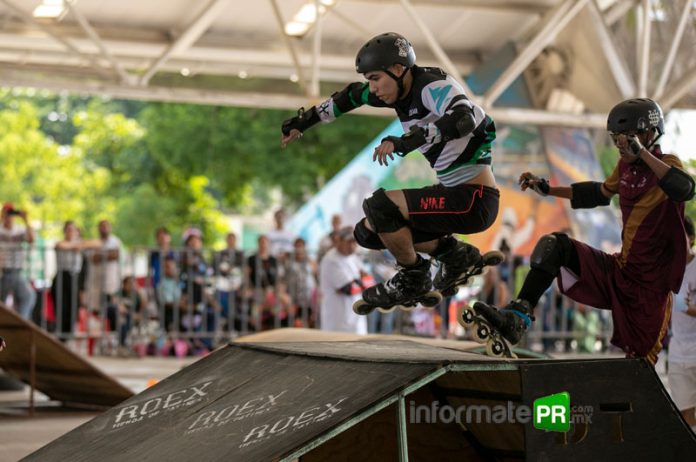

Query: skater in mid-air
281;32;501;313
471;98;694;364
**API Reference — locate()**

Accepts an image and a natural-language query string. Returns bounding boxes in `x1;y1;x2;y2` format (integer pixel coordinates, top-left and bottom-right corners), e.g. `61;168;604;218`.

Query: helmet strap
645;127;663;150
384;67;408;99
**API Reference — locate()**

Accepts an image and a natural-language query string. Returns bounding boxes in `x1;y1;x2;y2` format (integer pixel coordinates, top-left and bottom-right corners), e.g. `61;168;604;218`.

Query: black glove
627;135;644;157
381;127;428;156
520;173;550;196
281;107;320;135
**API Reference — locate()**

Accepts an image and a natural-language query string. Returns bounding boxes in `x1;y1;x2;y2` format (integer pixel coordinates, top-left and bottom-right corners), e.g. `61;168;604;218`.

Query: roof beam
637;0;651;97
604;0;637;26
65;0;133;85
345;0;549;15
310;0;323;98
588;0;635;98
483;0;590;107
400;0;477;100
269;0;307;92
654;0;692;99
0;70;608;128
660;65;696;111
139;0;230;85
0;0;112;79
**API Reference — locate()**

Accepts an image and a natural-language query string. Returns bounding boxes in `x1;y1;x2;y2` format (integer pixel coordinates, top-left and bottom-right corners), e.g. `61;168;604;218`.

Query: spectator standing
212;232;245;327
52;220;88;338
266;208;296;259
669;216;696;432
319;227;367;334
0;203;36;320
85;220;122;315
317;214;343;262
285;237;318;327
149;226;177;290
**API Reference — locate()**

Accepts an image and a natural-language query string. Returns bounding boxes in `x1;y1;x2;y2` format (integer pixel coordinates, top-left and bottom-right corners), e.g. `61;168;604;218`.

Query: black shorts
403;183;499;243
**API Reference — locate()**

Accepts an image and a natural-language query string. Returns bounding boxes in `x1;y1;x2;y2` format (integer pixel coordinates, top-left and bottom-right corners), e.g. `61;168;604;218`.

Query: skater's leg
473;233;579;344
362;188;419;265
517;233;580;308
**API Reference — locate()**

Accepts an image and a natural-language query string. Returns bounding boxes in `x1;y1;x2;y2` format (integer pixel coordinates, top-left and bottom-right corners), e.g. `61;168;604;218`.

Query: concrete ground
0;350;672;462
0;356;197;462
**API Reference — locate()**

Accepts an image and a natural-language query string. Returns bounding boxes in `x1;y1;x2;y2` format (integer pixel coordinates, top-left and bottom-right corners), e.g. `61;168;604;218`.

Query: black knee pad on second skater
362;188;407;233
353;218;386;250
530;233;573;275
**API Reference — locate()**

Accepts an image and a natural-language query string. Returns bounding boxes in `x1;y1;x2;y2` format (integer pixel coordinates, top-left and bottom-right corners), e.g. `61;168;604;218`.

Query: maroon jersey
603;147;688;293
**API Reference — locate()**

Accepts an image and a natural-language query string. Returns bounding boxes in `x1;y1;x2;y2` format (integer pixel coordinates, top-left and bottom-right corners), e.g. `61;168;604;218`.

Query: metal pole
400;0;477;100
483;0;589;107
654;0;692;99
637;0;651;97
397;395;409;461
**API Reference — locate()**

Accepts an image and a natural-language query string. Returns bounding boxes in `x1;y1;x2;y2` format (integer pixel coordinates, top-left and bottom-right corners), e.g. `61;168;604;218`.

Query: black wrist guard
382;127;427;156
659;167;695;202
571;181;610;209
281;106;321;135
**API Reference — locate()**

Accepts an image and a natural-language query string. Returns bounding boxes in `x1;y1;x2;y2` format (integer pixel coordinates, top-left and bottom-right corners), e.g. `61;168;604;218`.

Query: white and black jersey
315;65;495;187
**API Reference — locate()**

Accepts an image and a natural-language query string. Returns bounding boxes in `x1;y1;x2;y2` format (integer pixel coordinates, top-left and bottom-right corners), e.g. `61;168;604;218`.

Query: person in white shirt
319;226;367;334
669;215;696;432
266;208;296;258
0;203;36;320
85;220;122;313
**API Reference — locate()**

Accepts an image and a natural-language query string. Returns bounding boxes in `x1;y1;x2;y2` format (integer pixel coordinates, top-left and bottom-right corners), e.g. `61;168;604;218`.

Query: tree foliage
0;91;390;246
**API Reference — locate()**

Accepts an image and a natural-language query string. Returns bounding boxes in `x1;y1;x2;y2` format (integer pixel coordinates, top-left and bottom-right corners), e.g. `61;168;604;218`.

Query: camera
6;208;21;216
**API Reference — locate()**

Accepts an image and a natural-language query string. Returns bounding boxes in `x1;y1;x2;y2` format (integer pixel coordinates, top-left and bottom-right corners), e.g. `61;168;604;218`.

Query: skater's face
611;130;654;164
365;65;405;104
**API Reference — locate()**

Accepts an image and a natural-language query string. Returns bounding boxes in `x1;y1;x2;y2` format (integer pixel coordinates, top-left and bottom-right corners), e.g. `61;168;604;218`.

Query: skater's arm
281;82;381;147
518;172;572;200
518;172;615;207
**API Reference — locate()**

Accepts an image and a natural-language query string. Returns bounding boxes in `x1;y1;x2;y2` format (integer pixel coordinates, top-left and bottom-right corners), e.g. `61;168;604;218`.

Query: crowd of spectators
0;205;615;357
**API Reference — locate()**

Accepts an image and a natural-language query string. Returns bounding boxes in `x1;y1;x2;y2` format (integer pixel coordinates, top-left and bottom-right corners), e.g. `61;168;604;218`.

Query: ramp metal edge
278;362;520;462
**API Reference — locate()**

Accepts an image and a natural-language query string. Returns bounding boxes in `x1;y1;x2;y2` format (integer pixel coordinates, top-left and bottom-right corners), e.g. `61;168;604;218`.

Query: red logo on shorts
420;197;446;210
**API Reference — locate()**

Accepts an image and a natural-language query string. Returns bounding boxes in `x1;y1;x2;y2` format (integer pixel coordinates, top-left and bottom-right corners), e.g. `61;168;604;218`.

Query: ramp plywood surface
0;304;132;407
24;343;437;462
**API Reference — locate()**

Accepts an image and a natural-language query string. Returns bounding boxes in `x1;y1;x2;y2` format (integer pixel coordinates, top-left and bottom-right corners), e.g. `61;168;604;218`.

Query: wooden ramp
0;304;133;409
23;329;696;461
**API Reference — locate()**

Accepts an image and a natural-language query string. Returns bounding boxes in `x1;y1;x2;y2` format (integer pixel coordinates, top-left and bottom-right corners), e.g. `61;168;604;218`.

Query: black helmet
355;32;416;74
607;98;664;135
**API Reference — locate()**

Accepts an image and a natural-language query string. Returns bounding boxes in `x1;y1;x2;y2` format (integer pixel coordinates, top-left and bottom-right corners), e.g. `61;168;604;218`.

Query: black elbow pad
435;107;475;141
571;182;610;209
659;167;695;202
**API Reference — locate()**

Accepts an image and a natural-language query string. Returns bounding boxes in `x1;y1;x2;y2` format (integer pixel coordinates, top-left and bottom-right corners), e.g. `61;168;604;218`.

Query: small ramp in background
0;304;133;409
24;329;696;461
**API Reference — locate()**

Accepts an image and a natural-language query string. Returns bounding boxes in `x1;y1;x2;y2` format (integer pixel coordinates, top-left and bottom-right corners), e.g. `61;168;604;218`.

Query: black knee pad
353;218;386;250
362;188;407;233
530;233;573;275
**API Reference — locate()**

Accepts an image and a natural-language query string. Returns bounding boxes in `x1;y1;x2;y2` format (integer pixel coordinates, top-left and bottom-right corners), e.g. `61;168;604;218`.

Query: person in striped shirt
475;98;694;365
281;32;499;311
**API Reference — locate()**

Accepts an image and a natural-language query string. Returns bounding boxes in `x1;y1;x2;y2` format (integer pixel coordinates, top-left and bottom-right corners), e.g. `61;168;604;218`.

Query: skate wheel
486;339;506;357
482;250;505;266
377;306;397;314
399;303;416;312
353;300;373;315
458;307;476;327
420;291;442;308
470;323;490;343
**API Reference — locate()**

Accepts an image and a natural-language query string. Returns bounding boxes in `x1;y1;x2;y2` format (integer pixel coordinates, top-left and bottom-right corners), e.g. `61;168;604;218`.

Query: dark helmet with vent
355;32;416;74
607;98;664;135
